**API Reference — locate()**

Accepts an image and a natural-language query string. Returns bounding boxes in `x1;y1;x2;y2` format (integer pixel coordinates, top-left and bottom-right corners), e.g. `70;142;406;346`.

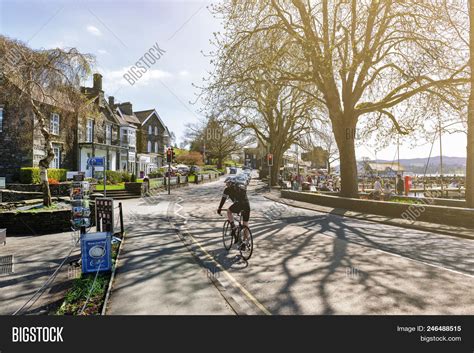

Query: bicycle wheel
238;226;253;260
222;220;234;250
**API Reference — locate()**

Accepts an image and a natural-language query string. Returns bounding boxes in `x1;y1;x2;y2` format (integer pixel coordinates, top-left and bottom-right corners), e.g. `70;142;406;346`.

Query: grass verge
55;241;120;315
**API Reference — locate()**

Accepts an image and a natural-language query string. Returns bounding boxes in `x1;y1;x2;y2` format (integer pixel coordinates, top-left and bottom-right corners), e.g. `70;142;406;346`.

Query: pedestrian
396;174;404;195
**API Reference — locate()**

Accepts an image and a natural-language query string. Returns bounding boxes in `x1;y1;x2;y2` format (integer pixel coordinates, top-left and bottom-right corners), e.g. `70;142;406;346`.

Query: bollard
119;202;124;236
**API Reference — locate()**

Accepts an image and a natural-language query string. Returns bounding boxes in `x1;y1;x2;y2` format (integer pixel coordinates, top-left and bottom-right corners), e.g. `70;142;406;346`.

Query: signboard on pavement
95;198;114;233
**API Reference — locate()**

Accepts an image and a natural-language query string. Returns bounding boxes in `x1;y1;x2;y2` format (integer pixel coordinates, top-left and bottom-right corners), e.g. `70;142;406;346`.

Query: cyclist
217;177;251;249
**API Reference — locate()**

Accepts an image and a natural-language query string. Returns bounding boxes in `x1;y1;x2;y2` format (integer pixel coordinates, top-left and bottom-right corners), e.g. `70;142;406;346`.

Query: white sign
128;152;136;162
140;156;151;163
95;166;104;172
0;177;5;189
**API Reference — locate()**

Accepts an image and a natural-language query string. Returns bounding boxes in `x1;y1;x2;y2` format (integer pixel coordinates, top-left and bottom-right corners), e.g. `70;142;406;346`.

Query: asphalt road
166;176;474;315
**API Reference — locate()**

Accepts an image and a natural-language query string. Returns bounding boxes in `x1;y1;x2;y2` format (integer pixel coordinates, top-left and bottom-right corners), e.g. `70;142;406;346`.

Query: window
50;145;61;169
0;107;3;132
154;142;158;153
155;126;158;136
128;129;136;147
86;119;93;142
148;125;152;135
106;124;112;145
50;113;60;135
147;140;151;153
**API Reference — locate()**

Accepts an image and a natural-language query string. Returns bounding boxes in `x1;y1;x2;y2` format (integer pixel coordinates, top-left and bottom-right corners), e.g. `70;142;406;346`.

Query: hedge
20;168;67;184
105;170;131;184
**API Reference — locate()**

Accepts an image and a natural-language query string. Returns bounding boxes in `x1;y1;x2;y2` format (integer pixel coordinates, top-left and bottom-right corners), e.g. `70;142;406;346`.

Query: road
161;176;474;315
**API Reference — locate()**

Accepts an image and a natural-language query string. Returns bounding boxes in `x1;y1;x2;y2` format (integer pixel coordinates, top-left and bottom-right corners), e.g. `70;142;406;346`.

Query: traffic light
166;147;172;163
267;153;273;166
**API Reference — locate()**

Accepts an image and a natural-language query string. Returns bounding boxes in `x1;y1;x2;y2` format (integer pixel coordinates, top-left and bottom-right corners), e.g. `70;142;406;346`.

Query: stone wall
0;209;72;235
7;183;72;196
0;190;43;202
281;190;474;229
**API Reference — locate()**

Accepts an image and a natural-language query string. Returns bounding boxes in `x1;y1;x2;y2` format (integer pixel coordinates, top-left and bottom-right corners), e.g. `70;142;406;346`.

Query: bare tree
199;9;320;185
212;1;468;196
0;36;93;206
186;116;246;169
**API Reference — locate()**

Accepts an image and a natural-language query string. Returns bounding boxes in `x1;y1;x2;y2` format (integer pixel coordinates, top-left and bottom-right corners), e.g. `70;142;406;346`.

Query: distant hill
365;156;466;175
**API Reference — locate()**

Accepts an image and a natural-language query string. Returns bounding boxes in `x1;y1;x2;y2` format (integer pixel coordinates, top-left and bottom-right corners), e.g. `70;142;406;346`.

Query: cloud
97;49;108;55
86;25;102;36
102;66;173;88
178;70;189;76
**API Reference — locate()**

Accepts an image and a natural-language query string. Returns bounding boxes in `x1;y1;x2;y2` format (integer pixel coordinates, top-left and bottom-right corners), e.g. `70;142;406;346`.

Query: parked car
229;167;237;174
177;166;190;175
190;165;201;174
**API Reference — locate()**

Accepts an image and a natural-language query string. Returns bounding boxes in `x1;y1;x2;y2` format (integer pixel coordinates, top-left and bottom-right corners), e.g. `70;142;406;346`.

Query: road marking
174;222;271;315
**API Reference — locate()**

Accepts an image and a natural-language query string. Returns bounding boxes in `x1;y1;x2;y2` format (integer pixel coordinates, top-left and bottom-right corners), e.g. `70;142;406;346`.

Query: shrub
148;171;163;178
105;170;122;184
121;171;132;182
131;173;137;182
20;168;67;184
48;178;60;185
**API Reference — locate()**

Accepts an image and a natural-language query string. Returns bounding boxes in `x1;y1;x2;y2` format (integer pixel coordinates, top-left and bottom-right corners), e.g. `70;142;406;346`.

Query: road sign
87;157;105;167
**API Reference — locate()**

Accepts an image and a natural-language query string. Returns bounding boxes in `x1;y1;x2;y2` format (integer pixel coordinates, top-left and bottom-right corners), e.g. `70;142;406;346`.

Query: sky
0;0;468;161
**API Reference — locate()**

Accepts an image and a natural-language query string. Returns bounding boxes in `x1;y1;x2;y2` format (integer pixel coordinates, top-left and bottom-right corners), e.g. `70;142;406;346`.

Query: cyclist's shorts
229;202;250;222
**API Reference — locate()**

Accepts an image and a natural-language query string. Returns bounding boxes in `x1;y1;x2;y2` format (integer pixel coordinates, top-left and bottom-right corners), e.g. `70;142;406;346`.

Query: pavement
105;191;234;315
0;231;80;315
264;190;474;240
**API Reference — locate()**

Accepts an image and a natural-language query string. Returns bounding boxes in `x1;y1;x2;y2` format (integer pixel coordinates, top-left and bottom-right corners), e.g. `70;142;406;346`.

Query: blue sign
81;232;112;274
87;157;105;167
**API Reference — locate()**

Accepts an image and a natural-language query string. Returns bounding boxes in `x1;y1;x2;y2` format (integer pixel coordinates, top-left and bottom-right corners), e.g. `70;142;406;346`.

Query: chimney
108;96;115;107
93;73;103;91
120;102;133;115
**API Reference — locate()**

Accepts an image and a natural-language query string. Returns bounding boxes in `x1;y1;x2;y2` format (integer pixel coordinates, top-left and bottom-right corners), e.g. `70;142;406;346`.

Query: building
0;72;173;181
79;74;129;177
359;161;404;178
134;109;171;176
0;79;78;181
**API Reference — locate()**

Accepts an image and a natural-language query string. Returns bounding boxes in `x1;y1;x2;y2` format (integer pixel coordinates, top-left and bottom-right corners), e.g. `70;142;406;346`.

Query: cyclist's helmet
224;177;235;185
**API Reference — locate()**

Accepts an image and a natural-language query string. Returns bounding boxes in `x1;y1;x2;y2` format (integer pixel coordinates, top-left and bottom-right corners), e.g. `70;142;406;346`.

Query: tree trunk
217;157;223;170
334;119;359;198
33;105;55;207
327;159;331;175
466;0;474;208
269;145;284;186
39;162;52;207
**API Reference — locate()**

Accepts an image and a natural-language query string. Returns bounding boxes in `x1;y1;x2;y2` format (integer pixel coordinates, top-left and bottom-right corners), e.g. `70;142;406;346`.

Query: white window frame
50;145;61;169
148;125;152;135
0;107;3;132
155;126;158;136
128;129;136;147
50;113;60;135
154;142;158;153
147;140;152;153
106;124;112;145
86;119;94;142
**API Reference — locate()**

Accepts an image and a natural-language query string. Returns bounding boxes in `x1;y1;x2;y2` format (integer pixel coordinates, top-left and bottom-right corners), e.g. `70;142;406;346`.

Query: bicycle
221;210;253;261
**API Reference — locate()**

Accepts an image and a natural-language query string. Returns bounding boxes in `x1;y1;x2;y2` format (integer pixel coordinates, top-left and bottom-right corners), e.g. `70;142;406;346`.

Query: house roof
134;109;155;123
367;162;404;172
134;108;170;136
